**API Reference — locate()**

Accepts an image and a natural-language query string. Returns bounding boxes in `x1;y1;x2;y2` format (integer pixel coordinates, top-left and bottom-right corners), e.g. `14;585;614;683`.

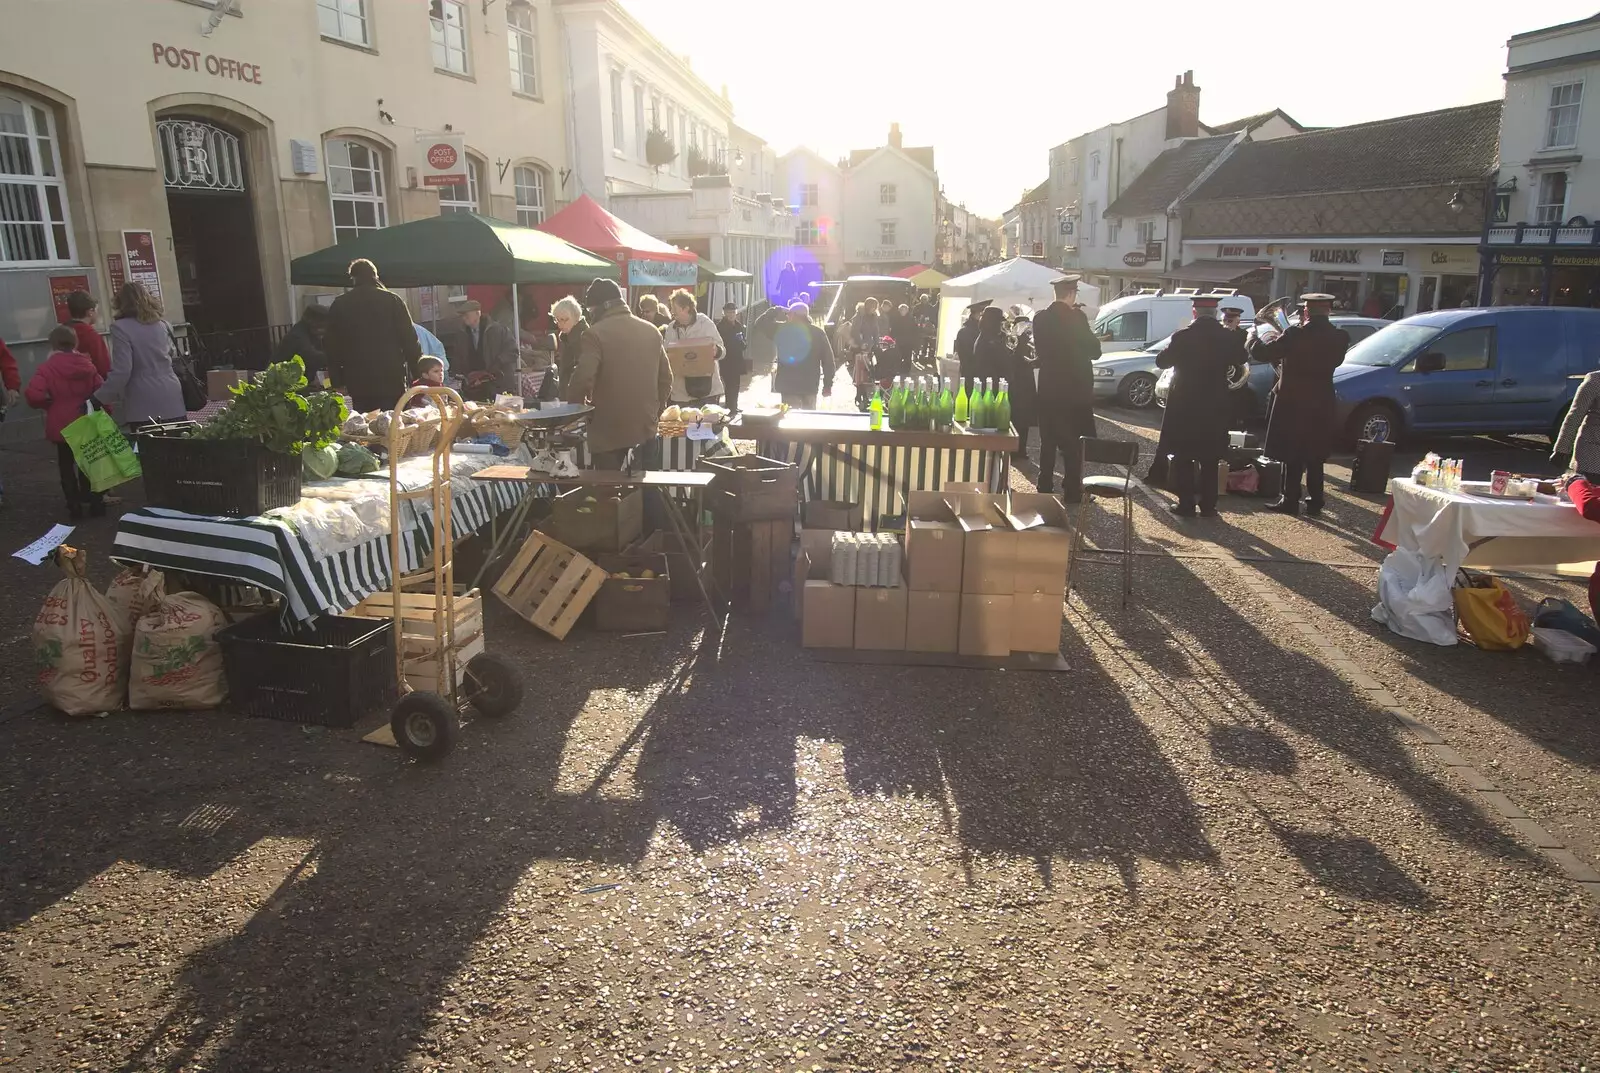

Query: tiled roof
1104;135;1234;217
1205;109;1300;135
847;145;936;172
1188;101;1501;202
1020;179;1050;205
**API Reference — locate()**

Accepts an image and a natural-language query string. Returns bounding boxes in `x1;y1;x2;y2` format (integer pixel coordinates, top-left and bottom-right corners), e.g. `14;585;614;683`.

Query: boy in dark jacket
27;325;106;519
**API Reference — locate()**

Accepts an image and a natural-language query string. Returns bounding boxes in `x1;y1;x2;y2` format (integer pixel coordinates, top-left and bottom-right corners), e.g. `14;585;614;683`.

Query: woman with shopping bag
26;325;106;519
97;281;186;431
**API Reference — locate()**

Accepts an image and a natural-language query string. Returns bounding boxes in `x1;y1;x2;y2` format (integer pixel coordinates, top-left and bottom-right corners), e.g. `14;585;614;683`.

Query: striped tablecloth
110;453;532;623
755;440;1009;530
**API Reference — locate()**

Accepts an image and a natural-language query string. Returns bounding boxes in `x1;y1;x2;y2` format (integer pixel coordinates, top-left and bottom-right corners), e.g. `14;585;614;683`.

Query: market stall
740;410;1016;530
1375;476;1600;575
537;194;699;296
934;258;1101;359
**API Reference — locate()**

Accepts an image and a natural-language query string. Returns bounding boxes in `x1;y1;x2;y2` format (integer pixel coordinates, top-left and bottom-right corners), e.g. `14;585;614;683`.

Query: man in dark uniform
1155;293;1247;516
1256;293;1348;517
1032;275;1101;502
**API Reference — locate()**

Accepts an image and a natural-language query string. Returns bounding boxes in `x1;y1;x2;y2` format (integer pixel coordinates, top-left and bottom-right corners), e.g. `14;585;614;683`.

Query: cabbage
302;444;339;481
336;443;380;476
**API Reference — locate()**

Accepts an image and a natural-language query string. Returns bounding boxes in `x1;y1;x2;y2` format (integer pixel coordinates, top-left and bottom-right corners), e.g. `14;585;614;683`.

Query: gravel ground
2;405;1599;1072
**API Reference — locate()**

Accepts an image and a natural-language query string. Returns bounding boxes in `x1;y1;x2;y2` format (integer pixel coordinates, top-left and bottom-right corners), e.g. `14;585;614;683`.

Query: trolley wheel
392;692;459;761
464;653;524;718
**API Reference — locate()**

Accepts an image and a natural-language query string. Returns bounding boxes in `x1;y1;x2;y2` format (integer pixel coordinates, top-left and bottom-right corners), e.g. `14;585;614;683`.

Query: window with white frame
1106;219;1120;246
0;92;72;265
1536;171;1569;225
1086;201;1098;246
318;0;369;46
430;0;468;75
326;137;387;242
796;220;819;245
609;70;624;149
1090;151;1101;180
1137;220;1155;245
1546;81;1584;150
633;84;645;159
508;3;539;96
880;220;896;245
515;164;547;226
437;156;481;214
799;183;818;207
880;183;896;205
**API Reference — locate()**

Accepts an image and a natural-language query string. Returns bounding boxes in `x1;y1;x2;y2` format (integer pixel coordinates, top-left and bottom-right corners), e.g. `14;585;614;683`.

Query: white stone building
775;147;846;280
1480;11;1600;307
838;124;938;275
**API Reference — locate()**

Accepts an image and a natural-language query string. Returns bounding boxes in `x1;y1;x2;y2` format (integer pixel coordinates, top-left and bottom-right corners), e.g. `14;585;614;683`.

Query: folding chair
1067;437;1139;607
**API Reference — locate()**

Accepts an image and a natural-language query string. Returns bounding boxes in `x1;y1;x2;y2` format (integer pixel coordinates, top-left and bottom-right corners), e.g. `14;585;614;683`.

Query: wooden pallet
711;517;791;614
346;588;485;692
492;531;606;639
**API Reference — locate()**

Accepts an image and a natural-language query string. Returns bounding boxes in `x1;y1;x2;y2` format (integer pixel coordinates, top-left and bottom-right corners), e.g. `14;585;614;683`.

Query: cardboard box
959;594;1013;657
207;368;248;401
1006;492;1076;595
592;552;670;632
854;586;908;651
547;487;643;553
796;538;854;647
905;590;961;653
942;482;987;494
802;499;863;532
666;340;719;379
1011;592;1064;654
947;493;1017;596
903;491;964;592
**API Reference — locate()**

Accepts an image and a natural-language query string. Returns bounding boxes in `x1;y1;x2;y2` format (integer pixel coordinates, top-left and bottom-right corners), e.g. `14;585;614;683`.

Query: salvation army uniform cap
1299;293;1336;303
1051;274;1082;288
1190;293;1223;309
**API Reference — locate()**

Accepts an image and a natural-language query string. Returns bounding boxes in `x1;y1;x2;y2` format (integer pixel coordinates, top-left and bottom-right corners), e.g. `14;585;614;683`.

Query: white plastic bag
1371;547;1457;646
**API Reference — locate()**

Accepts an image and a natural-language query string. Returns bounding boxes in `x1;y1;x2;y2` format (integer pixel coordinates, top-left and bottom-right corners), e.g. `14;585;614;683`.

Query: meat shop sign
1308;248;1361;265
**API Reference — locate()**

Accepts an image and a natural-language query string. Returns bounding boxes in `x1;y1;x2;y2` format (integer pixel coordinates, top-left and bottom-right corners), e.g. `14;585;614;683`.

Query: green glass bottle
996;378;1012;432
970;379;987;429
869;387;884;430
954;379;969;425
939;378;954;430
906;378;922;431
888;375;904;428
981;378;996;428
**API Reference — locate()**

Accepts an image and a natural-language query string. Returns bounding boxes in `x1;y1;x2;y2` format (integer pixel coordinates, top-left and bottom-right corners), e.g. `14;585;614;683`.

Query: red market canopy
538;194;697;287
891;264;932;278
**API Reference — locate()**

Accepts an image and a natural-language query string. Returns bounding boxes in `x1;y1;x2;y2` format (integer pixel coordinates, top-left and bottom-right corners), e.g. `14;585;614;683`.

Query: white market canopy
934;258;1102;357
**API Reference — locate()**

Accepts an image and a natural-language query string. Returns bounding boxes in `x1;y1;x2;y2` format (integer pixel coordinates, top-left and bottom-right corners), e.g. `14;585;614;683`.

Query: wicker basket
408;417;441;456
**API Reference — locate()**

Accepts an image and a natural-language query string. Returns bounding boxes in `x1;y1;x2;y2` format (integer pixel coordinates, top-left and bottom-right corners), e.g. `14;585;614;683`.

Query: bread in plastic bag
32;546;131;715
128;582;229;711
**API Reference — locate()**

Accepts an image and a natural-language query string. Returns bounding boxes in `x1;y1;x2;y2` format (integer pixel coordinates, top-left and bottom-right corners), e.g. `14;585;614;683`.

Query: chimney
1165;70;1200;140
889;122;902;150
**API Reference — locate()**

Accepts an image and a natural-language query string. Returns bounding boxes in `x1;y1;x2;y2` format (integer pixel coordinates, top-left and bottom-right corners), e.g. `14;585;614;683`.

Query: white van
1091;289;1255;354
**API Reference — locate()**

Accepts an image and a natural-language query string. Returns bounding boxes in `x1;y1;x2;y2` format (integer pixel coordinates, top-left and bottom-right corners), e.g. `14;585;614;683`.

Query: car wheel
1347;401;1401;446
1119;372;1157;409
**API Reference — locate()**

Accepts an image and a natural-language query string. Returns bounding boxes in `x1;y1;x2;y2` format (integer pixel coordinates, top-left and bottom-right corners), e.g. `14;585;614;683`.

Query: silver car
1091;334;1173;408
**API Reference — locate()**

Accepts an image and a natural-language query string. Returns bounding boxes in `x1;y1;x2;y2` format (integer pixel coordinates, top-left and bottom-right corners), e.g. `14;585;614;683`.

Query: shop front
1480;247;1600;308
1243;241;1480;317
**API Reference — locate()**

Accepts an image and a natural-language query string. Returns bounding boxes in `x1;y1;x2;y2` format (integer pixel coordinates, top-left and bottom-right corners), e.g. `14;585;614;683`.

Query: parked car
814;276;917;339
1090;290;1255;355
1152;315;1388;420
1332;307;1600;443
1093;333;1174;407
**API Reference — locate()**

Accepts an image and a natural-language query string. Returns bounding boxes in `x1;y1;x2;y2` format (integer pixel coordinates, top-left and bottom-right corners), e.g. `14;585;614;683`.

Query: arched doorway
156;115;267;334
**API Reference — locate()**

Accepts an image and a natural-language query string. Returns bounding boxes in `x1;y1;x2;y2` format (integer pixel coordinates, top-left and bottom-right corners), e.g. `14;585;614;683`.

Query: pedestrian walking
444;299;519;402
773;301;834;409
1032;276;1100;501
716;302;748;413
549;295;588;402
27;324;105;519
65;291;111;377
749;301;785;379
912;293;936;364
99;281;186;431
1155;293;1247;516
324;259;423;412
662;289;724;404
1257;293;1348;517
563;278;672;471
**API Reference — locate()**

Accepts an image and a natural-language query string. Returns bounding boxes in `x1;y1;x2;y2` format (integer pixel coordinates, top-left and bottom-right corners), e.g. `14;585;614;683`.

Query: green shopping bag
61;409;142;492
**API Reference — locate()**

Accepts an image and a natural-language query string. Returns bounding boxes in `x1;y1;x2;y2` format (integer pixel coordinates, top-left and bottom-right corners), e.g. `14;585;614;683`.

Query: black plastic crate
139;432;302;516
217;613;396;728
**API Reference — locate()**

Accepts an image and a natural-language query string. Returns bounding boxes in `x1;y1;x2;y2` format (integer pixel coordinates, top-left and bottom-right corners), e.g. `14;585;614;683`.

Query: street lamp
1447;189;1467;214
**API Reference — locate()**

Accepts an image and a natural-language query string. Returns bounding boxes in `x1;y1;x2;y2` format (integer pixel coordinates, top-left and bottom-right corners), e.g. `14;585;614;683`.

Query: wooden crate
347;588;485;693
711;517;791;614
492;531;606;639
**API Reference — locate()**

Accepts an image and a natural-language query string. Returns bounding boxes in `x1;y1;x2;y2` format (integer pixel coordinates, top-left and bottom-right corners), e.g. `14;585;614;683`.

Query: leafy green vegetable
302;444;339;480
336;443;380;476
193;357;349;455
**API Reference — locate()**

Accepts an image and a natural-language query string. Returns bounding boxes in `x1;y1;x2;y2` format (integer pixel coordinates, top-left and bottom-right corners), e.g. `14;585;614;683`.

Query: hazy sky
624;0;1595;218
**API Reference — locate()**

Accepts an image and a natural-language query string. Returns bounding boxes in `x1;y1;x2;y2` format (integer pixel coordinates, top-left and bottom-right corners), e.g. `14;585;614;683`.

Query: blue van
1333;307;1600;443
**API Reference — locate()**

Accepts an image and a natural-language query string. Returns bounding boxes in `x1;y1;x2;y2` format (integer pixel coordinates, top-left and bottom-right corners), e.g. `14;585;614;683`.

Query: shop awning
1163;259;1270;284
698;258;753;283
289;212;617;287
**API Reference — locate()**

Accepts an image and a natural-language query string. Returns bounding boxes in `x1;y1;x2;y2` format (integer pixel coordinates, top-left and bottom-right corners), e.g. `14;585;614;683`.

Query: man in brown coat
564;277;672;470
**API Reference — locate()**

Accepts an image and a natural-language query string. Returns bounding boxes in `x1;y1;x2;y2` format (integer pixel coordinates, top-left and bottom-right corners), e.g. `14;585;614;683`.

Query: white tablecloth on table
1376;477;1600;575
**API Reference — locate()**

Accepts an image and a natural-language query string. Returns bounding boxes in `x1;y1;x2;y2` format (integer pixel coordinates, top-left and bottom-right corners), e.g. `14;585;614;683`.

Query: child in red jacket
26;325;106;519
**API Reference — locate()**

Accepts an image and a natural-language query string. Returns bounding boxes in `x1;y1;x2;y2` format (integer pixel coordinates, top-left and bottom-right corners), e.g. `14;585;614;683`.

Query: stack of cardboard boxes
799;488;1073;658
